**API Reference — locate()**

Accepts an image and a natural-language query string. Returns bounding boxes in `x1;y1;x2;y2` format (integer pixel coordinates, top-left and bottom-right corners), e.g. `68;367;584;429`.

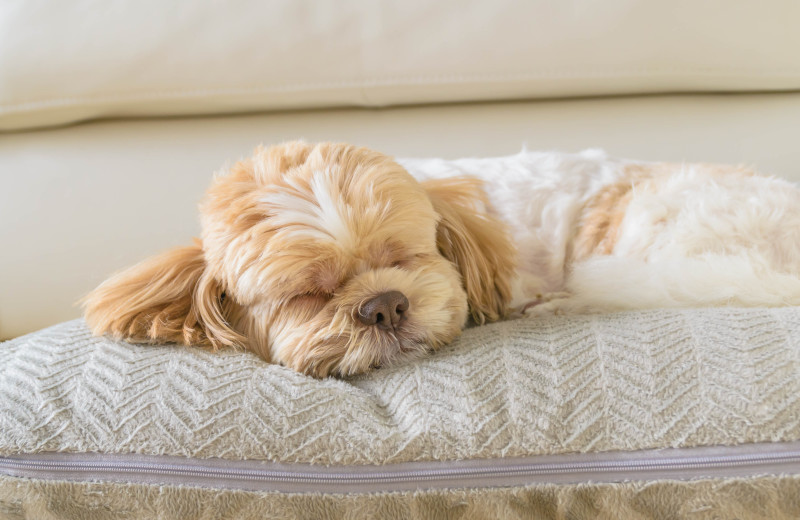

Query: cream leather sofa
4;3;800;518
3;1;800;340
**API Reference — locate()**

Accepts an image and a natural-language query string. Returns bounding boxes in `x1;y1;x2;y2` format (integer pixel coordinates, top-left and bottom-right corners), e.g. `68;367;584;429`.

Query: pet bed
2;306;800;518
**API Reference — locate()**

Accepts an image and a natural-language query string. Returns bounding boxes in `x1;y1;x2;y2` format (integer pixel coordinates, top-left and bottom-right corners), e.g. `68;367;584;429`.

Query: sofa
2;1;800;518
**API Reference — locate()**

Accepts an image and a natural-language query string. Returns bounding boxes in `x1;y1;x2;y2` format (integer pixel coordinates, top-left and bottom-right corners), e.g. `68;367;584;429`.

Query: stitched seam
3;68;800;114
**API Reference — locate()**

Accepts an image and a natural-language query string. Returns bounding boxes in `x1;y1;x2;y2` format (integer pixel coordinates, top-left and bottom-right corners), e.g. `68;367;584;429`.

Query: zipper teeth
3;450;800;484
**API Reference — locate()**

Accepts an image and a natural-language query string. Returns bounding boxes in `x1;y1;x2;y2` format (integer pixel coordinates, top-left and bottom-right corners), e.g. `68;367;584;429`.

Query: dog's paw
521;292;573;316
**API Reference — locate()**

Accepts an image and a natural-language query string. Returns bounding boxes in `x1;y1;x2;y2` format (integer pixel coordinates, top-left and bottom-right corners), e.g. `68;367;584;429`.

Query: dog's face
201;142;471;377
84;142;514;378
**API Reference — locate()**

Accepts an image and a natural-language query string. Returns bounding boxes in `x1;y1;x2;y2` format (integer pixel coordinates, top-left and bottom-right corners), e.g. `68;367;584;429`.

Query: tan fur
85;142;506;378
572;166;645;261
571;162;694;261
423;177;516;323
572;161;760;262
82;240;246;350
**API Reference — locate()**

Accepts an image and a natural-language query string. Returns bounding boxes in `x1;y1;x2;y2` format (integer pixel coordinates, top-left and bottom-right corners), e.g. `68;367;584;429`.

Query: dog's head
83;142;515;377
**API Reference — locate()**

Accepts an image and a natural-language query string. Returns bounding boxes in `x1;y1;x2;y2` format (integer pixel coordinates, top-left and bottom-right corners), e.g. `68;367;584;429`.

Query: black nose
357;291;409;330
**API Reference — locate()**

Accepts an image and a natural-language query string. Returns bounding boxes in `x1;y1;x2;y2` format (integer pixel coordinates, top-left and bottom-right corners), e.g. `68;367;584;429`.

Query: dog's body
403;149;800;315
84;142;800;378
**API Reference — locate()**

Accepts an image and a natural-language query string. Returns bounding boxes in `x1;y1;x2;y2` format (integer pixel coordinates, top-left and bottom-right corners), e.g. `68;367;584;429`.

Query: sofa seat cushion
5;95;800;340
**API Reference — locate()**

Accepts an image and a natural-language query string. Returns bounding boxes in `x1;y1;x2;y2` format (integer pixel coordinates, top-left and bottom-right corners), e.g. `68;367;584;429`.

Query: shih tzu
83;141;800;378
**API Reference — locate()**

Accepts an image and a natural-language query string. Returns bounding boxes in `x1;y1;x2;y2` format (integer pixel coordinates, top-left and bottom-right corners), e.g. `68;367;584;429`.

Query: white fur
400;150;800;315
261;168;356;247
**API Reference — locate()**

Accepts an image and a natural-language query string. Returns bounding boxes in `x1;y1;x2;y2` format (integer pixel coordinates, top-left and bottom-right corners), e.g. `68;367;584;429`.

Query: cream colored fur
402;150;800;315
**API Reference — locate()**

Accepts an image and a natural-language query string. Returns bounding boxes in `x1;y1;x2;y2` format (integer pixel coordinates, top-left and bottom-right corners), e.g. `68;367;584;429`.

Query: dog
83;141;800;378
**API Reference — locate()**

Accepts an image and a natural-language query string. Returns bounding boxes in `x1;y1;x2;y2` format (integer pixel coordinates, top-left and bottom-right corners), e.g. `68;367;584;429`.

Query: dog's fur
83;142;800;377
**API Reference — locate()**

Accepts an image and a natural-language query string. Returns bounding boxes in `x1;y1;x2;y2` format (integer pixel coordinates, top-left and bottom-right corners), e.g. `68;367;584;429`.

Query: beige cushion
3;0;800;130
3;308;800;463
3;310;800;515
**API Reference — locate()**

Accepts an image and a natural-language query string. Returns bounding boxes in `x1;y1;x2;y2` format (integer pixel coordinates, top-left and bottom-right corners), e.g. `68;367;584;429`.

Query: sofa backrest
3;0;800;131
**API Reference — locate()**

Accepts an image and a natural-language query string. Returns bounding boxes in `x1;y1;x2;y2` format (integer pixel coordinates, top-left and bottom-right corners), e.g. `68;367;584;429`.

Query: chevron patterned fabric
2;308;799;465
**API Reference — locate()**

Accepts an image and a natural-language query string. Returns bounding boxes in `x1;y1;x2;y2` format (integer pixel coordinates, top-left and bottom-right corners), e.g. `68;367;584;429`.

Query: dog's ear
82;240;245;349
423;177;515;324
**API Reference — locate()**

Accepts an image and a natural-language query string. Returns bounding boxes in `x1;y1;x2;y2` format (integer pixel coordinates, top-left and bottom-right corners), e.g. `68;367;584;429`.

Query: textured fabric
4;1;800;130
2;308;800;465
2;474;800;520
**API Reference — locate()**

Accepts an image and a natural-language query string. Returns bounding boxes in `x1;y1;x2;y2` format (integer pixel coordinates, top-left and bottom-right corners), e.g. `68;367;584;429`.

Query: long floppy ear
423;177;516;324
82;239;245;349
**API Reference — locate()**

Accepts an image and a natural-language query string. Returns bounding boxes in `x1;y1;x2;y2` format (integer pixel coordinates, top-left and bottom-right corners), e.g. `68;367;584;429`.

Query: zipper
2;441;800;493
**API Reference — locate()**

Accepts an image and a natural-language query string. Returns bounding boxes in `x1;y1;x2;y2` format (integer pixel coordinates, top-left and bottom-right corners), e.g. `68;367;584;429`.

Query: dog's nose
358;291;409;330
